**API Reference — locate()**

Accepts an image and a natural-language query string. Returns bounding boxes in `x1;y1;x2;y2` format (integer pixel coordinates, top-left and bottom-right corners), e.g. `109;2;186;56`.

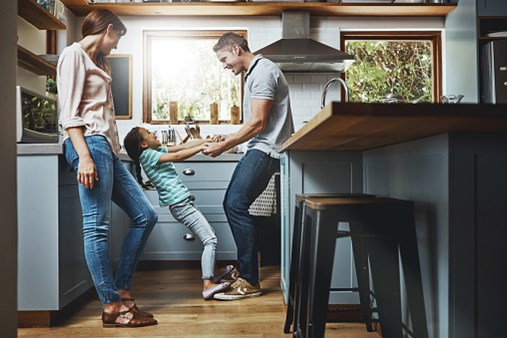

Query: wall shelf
60;1;456;17
18;0;66;30
17;45;56;76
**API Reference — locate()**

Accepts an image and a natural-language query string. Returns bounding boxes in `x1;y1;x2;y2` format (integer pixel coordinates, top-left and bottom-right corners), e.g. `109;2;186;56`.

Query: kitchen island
279;102;506;338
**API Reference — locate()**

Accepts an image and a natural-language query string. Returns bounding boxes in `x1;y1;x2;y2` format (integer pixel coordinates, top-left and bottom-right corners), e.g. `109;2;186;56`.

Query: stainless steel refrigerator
480;39;507;104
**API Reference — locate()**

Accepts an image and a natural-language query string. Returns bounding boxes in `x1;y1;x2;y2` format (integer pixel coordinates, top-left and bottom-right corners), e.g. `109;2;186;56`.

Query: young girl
123;127;231;300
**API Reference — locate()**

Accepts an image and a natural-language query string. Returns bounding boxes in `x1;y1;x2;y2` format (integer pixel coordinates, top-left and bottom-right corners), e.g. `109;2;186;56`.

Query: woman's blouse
57;42;121;154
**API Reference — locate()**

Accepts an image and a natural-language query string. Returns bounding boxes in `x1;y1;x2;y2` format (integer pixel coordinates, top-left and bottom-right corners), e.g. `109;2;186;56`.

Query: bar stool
283;193;376;336
303;197;428;338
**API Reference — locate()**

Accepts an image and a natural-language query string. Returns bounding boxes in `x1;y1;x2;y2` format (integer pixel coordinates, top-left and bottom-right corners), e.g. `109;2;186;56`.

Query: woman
57;9;158;328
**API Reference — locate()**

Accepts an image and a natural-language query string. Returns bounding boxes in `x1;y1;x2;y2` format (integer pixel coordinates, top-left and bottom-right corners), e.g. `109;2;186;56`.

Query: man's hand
202;141;227;158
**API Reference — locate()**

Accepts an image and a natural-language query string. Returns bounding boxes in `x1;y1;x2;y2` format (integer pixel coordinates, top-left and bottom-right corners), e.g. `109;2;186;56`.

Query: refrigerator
480;39;507;104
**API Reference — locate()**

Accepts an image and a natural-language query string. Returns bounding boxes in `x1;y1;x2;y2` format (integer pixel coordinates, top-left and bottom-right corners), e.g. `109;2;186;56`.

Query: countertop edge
17;144;243;162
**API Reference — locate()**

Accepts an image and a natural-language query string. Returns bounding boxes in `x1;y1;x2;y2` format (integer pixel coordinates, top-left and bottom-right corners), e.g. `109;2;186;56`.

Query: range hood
254;11;355;73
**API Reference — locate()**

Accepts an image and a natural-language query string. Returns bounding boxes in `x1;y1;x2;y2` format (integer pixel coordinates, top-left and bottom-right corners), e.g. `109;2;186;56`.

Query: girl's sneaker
213;265;239;283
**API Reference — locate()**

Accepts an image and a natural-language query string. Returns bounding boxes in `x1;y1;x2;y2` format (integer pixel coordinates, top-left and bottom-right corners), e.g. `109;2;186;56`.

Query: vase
169;101;178;124
230;105;240;124
210;103;219;124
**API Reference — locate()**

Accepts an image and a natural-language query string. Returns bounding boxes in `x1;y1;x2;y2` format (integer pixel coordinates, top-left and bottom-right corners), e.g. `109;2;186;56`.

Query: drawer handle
182;168;195;176
183;233;196;241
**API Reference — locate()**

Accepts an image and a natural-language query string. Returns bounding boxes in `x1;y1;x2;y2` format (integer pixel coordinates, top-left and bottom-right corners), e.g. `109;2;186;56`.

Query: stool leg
397;207;429;338
284;203;302;334
307;210;340;338
366;232;404;338
295;212;312;338
349;225;374;332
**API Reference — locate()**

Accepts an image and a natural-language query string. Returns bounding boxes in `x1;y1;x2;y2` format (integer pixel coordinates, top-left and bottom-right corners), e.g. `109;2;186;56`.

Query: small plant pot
169;101;178;124
210;103;219;124
230;105;240;124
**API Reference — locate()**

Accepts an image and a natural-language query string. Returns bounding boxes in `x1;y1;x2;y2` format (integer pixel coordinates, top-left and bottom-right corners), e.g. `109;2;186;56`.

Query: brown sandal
121;298;154;318
102;308;157;328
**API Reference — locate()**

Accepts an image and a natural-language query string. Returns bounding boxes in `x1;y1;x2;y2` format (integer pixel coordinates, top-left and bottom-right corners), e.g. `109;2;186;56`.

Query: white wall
62;14;445;142
0;0;19;336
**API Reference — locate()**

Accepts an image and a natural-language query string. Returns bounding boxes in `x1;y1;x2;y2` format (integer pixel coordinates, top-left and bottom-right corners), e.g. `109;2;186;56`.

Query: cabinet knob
182;168;195;176
183;233;196;241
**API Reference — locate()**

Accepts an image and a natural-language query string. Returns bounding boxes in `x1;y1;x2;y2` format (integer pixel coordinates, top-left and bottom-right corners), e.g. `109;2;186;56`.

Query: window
143;30;245;124
341;32;442;103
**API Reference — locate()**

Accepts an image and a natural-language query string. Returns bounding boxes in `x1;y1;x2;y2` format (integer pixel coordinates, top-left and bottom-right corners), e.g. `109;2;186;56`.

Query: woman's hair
81;9;127;74
123;127;145;186
213;32;250;53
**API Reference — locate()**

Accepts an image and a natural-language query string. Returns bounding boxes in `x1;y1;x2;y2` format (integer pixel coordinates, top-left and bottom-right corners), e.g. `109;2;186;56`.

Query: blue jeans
64;136;157;305
170;196;218;279
223;149;280;285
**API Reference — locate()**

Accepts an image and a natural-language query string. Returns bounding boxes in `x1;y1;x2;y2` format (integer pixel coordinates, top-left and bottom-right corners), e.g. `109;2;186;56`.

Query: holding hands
202;134;229;158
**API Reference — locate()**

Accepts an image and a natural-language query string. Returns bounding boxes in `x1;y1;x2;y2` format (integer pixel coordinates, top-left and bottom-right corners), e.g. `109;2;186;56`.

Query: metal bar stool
284;193;376;336
303;197;428;338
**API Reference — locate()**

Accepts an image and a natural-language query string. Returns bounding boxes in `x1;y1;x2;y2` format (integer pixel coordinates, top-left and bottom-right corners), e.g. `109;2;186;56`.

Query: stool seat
298;196;428;338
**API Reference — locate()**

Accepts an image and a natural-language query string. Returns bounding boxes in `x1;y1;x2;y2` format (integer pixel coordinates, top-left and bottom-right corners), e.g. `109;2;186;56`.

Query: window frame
142;29;246;125
340;31;442;103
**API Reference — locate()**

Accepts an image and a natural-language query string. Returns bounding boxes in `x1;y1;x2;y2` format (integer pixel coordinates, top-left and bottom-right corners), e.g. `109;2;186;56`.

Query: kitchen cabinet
477;0;507;17
17;0;65;76
280;150;364;304
60;0;456;17
17;155;90;322
17;151;133;327
141;160;238;261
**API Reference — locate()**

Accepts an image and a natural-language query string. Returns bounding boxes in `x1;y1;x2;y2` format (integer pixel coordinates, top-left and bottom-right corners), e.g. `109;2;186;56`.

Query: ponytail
123;127;147;187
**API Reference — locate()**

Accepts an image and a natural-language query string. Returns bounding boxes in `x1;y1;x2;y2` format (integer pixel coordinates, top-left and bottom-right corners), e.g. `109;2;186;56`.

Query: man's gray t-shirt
243;54;294;159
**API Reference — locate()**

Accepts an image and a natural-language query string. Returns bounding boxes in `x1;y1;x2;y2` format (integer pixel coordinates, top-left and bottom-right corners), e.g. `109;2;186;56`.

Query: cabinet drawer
142;220;236;260
173;162;236;189
144;189;227;211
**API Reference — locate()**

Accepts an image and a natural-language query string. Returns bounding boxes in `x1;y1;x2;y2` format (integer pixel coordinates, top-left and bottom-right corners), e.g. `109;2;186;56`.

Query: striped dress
139;147;191;207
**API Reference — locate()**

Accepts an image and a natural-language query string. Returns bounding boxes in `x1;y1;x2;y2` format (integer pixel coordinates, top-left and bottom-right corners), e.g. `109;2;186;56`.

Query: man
203;32;294;300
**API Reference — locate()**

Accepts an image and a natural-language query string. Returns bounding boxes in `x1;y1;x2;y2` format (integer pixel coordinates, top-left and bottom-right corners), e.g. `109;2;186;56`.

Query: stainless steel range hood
254;11;355;73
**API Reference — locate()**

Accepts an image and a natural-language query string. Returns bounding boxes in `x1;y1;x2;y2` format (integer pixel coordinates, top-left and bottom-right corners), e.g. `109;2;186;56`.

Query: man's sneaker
213;277;262;300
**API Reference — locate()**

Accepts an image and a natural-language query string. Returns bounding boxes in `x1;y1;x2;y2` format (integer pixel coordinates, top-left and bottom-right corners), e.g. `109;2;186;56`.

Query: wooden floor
18;266;381;338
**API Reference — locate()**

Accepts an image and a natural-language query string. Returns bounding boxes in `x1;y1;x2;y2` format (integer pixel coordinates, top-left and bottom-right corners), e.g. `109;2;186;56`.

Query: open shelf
18;0;66;29
17;45;57;76
60;1;456;17
478;16;507;41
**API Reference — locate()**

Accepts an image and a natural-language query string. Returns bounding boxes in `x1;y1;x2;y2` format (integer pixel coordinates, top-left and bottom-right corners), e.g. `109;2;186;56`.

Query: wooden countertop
280;102;507;152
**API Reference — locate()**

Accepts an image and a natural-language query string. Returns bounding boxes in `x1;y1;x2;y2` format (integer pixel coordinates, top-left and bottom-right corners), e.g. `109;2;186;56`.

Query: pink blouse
57;42;121;154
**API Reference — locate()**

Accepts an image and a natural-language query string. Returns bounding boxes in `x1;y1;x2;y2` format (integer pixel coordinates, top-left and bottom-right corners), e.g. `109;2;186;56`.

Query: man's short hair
213;32;250;53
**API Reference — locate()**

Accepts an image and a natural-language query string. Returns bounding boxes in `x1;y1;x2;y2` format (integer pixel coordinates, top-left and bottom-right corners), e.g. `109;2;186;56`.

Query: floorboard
18;266;381;338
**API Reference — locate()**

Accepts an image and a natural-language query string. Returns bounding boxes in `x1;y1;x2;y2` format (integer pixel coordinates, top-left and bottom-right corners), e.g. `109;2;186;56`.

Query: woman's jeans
64;136;157;305
170;197;218;279
223;149;279;285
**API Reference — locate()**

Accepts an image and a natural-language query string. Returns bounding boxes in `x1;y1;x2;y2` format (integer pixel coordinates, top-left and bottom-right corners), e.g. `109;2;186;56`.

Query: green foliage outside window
345;40;433;103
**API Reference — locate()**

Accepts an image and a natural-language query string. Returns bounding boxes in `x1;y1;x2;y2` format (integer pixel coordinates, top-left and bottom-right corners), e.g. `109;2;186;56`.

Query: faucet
320;77;349;109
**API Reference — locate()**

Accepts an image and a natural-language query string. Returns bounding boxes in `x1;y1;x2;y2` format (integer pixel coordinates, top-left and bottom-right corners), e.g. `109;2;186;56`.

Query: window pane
148;33;242;123
345;40;433;103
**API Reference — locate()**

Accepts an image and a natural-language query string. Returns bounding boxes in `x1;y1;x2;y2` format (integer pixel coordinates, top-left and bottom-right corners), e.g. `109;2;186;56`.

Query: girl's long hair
81;9;127;74
123;127;145;186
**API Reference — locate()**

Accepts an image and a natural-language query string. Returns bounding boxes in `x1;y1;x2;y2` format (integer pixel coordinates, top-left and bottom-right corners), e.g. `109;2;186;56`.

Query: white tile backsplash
103;15;444;140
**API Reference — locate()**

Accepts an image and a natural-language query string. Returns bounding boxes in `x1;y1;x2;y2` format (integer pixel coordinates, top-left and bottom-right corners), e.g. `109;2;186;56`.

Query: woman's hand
77;155;99;189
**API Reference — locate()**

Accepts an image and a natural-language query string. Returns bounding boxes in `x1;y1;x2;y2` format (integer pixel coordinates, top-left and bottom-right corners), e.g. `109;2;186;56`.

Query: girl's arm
166;138;207;152
158;143;207;163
